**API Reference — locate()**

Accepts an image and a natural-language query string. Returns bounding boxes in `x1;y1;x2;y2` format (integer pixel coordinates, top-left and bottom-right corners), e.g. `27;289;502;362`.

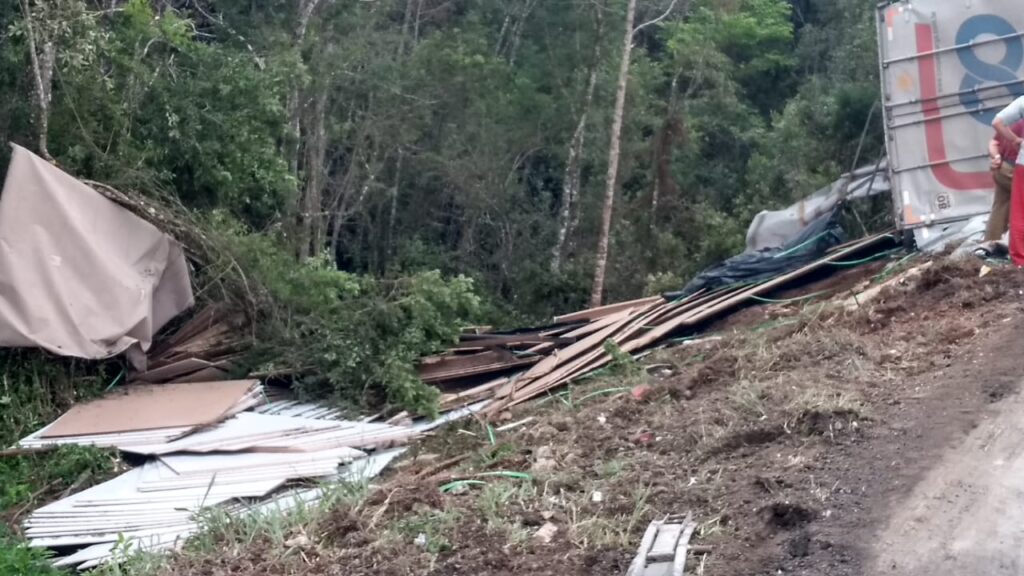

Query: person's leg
986;168;1013;241
1010;165;1024;265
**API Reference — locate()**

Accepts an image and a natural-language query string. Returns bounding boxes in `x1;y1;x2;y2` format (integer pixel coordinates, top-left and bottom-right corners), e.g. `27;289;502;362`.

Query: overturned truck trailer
878;0;1024;247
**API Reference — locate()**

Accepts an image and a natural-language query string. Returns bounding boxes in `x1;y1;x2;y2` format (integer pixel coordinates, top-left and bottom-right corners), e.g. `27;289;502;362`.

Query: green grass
0;530;63;576
0;351;123;576
571;483;654;549
394;508;463;554
0;445;120;511
0;351;117;447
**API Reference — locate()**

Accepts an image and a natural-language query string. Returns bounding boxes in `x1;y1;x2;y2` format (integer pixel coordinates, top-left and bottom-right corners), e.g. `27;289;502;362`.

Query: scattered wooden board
554;296;663;324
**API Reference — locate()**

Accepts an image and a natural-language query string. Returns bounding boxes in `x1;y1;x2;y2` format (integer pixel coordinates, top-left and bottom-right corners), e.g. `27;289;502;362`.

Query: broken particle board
132;358;215;383
418;350;541;384
553;296;664;324
40;380;260;438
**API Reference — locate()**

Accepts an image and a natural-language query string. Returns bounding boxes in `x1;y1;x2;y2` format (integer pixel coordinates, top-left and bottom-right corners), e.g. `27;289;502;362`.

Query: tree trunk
413;0;423;45
552;7;603;273
506;0;539;66
495;13;512;57
286;0;322;174
289;0;328;257
387;150;404;265
298;88;328;259
20;0;54;162
589;0;637;308
651;72;684;229
398;0;415;56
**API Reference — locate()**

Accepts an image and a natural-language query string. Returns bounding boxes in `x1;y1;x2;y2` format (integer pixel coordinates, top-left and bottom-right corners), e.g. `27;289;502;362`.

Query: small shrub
214;223;481;415
0;445;120;511
603;340;644;381
0;531;61;576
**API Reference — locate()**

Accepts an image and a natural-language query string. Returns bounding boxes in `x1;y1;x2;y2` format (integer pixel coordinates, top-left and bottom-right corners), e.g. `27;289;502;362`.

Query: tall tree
18;0;57;161
590;0;638;307
552;3;604;274
292;0;331;259
589;0;680;306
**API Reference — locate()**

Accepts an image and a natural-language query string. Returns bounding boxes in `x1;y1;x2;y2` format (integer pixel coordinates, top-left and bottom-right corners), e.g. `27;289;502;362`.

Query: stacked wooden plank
134;306;245;384
421;232;894;416
418;324;587;386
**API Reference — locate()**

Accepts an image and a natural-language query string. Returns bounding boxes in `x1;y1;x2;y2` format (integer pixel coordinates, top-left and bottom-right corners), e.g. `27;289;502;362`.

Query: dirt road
718;263;1024;576
871;379;1024;575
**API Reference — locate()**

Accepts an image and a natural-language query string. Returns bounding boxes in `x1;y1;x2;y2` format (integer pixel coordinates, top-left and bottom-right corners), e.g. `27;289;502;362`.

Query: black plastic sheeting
665;205;846;300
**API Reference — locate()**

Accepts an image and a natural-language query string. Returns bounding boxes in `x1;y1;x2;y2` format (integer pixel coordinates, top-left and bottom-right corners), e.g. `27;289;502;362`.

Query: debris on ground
626;514;700;576
14;389;471;569
8;225;917;570
4;141;1012;574
422;232;897;419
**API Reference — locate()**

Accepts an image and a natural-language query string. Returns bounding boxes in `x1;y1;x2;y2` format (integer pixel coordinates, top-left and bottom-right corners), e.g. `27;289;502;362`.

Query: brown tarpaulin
0;145;193;365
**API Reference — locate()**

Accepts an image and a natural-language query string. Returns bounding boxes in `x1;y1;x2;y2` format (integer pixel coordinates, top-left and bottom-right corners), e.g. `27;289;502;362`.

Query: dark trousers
987;162;1014;242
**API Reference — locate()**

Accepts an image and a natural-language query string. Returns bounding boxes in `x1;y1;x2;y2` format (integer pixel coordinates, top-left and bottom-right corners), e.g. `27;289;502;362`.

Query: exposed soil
157;257;1024;576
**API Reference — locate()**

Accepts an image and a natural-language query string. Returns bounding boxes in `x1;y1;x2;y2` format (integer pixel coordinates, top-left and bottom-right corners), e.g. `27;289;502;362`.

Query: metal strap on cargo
882;31;1024;66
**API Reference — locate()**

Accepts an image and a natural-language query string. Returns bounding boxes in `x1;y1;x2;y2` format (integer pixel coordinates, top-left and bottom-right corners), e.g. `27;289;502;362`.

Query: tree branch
632;0;679;37
19;0;54;161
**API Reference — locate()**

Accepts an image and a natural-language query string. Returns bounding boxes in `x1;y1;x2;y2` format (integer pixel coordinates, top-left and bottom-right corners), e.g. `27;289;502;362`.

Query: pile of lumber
133;306;246;384
421;232;894;416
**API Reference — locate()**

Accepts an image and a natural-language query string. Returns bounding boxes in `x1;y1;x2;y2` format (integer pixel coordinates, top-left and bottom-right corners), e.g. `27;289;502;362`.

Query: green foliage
47;1;294;228
0;445;118;510
644;271;685;297
0;0;889;383
0;350;117;447
218;223;479;414
0;530;62;576
603;339;642;380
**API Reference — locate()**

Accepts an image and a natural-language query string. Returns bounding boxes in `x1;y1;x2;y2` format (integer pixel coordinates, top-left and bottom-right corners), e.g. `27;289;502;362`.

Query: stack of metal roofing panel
121;412;418;455
17;386;428;570
33;448;409;571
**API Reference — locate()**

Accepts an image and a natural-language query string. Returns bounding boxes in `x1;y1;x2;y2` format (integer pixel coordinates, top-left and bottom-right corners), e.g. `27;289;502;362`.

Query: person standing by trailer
992;96;1024;265
985;119;1024;244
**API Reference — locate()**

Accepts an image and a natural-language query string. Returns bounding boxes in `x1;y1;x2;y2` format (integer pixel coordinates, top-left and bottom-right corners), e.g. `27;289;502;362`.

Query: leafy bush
0;530;61;576
216;224;480;416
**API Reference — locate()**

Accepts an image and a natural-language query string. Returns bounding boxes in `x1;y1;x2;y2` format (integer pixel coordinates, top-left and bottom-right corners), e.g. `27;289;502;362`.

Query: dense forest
0;0;887;410
0;0;884;312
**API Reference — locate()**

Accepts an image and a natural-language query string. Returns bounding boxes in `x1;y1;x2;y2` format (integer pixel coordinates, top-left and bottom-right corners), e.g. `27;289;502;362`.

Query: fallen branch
0;446;58;458
413;453;471;480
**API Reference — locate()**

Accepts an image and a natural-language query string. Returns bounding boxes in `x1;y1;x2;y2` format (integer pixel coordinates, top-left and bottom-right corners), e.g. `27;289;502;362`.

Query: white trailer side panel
878;0;1024;229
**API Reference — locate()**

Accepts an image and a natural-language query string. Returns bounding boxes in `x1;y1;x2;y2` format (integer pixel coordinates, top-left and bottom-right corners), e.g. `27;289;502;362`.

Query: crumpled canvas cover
0;145;193;363
745;161;890;252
